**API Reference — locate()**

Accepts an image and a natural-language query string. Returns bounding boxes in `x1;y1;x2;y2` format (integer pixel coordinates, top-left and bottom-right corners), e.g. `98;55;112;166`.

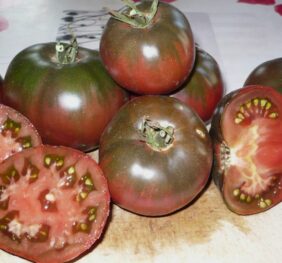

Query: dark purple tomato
99;96;212;216
3;42;128;152
244;58;282;93
0;145;110;263
100;0;195;95
210;85;282;215
170;47;224;122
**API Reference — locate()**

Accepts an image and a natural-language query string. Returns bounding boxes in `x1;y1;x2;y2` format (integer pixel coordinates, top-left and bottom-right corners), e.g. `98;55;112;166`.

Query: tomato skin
0;145;110;263
100;2;195;95
3;43;128;152
170;47;224;122
244;58;282;93
99;96;212;216
210;85;282;215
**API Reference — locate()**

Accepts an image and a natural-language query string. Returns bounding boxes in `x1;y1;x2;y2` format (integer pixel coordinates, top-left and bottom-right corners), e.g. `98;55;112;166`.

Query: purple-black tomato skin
100;1;195;95
244;58;282;93
2;43;128;152
210;85;282;215
99;96;213;216
170;47;224;123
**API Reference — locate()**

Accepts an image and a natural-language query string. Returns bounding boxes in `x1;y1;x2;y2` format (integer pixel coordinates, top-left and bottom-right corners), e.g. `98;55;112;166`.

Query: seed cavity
234;97;279;124
1;166;20;185
232;188;252;204
1;118;21;137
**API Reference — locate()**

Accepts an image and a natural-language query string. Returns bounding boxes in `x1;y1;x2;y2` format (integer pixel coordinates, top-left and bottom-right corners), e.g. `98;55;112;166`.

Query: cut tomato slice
0;104;42;162
0;145;110;263
211;85;282;215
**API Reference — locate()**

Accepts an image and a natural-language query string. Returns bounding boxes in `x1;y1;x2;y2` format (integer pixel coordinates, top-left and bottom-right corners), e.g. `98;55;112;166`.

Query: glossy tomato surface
244;58;282;93
170;47;224;122
210;85;282;215
0;145;110;263
100;1;195;95
0;104;41;162
99;96;212;216
3;43;128;152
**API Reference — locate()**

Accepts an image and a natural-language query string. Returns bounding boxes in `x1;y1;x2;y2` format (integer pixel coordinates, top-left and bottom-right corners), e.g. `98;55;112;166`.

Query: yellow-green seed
68;166;75;174
246;101;252;108
88;214;96;221
253;98;259;106
240;106;245;113
56;159;64;167
259;201;267;209
269;112;278;119
260;99;267;107
80;192;88;200
240;193;246;201
235;118;242;124
85;178;93;186
237;113;245;119
265;199;272;206
246;196;252;203
80;223;88;231
45;157;51;166
233;189;240;197
266;102;272;110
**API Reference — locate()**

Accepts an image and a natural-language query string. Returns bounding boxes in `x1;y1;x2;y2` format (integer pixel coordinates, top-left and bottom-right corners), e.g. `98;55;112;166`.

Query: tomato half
99;96;212;216
244;58;282;93
210;85;282;215
0;104;42;162
170;47;224;122
100;1;195;95
0;145;110;263
3;42;128;152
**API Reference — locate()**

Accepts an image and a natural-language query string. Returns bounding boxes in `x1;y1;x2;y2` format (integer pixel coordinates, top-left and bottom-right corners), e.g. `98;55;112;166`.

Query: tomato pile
0;0;281;262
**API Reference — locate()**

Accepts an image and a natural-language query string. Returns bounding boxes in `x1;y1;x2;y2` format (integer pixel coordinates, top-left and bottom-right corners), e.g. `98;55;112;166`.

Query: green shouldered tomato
3;40;128;152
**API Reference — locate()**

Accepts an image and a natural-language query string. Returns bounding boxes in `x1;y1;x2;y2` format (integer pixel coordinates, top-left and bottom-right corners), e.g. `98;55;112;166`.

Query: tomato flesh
0;104;42;162
0;145;110;263
211;85;282;215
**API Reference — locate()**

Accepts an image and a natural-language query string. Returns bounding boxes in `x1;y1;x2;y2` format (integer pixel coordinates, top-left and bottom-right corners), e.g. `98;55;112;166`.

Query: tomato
210;85;282;215
3;41;128;152
0;104;41;162
244;58;282;93
99;0;195;95
170;47;224;122
0;145;110;263
99;96;212;216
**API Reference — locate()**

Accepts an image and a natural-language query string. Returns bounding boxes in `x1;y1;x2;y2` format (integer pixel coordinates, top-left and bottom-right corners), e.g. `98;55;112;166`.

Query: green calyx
110;0;159;28
140;117;174;151
55;36;78;65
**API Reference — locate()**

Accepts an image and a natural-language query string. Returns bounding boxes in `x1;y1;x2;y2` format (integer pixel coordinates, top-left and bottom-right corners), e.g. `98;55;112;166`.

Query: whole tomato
170;47;224;122
100;0;195;95
3;40;128;152
244;58;282;93
99;96;212;216
210;85;282;215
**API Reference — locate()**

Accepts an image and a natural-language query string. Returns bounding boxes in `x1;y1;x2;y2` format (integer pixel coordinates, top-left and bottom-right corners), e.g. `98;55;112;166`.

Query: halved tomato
0;145;110;263
210;85;282;215
0;104;42;162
